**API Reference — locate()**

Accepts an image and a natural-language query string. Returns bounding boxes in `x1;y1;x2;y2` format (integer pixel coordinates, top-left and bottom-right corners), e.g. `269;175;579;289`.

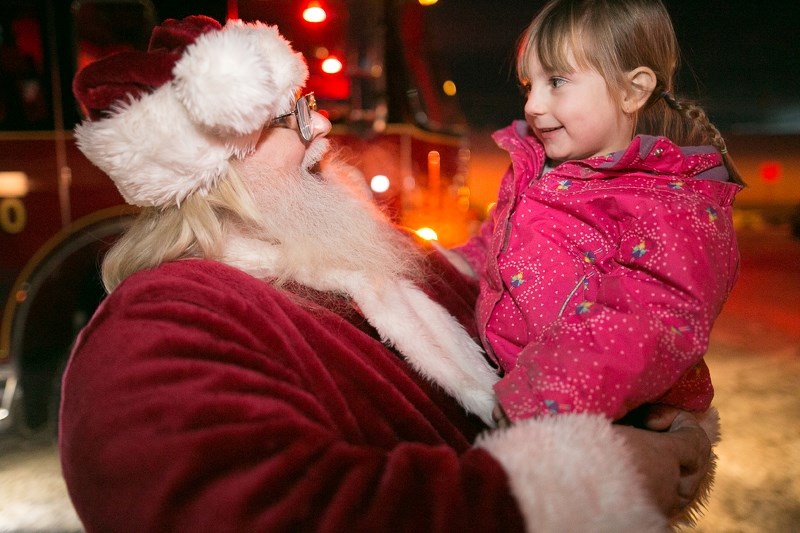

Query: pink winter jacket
455;121;742;422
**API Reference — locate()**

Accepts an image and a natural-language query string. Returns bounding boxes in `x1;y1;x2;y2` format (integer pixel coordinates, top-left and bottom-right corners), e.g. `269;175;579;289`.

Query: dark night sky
148;0;800;134
426;1;800;134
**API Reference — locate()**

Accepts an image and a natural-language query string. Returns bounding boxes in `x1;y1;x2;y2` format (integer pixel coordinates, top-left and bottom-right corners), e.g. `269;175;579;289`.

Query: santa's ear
622;66;657;114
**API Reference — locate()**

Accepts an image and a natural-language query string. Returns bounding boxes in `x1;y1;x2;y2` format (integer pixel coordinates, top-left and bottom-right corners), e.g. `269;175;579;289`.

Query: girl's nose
310;110;331;140
524;89;544;117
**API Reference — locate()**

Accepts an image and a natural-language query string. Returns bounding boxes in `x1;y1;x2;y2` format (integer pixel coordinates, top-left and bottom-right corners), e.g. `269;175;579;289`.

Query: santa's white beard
226;140;420;287
223;140;499;426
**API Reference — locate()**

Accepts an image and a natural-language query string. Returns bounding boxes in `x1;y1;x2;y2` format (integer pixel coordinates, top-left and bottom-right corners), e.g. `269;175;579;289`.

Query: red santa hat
73;15;308;207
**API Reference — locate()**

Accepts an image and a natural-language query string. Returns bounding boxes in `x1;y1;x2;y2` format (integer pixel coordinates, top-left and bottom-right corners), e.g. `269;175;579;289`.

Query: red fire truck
0;0;474;434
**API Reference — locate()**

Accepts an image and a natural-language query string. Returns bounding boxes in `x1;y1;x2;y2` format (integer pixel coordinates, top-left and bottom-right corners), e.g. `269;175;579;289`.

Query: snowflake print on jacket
455;123;741;421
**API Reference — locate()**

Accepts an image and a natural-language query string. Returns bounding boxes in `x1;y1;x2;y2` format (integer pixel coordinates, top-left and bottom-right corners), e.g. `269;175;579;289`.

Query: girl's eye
550;77;567;89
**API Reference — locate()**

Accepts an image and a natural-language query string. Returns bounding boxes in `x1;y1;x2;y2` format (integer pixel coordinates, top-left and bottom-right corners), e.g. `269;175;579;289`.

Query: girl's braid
662;91;745;185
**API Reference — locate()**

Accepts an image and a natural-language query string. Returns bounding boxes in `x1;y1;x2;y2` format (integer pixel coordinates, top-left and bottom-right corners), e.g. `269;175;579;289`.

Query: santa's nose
309;111;331;140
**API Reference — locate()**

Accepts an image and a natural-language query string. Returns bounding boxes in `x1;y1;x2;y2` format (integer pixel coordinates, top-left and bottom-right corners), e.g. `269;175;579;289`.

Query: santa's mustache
303;138;330;172
230;148;422;287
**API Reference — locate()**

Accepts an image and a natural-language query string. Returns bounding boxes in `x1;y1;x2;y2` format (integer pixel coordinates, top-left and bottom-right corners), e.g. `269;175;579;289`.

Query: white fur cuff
476;413;668;532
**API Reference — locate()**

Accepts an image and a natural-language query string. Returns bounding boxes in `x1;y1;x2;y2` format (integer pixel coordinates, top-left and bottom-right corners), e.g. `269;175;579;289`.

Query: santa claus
60;14;711;532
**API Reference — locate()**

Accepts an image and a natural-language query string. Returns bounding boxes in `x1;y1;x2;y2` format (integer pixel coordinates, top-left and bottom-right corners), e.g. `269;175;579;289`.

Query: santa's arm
60;263;681;532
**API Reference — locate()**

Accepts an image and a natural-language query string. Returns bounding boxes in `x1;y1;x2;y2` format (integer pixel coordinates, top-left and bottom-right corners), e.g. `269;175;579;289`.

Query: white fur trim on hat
75;20;308;207
75;87;231;207
173;20;308;142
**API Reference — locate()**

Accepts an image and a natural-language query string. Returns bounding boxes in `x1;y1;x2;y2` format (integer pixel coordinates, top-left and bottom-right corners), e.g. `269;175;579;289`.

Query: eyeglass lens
296;96;312;142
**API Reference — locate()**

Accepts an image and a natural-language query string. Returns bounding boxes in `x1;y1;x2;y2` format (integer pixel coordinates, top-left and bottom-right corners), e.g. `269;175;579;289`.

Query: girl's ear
622;66;657;114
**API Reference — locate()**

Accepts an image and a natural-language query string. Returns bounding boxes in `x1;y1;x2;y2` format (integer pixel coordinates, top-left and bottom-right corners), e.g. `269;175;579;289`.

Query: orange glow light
0;171;29;197
416;227;439;241
427;151;440;191
370;175;390;193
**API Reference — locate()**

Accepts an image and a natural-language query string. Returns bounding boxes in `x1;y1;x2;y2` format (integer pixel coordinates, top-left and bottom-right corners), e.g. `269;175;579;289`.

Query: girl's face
523;50;633;163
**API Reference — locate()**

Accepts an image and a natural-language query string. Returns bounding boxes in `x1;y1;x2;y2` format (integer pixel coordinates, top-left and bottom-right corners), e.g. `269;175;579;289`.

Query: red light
303;1;327;23
226;0;238;20
307;72;349;99
759;161;782;182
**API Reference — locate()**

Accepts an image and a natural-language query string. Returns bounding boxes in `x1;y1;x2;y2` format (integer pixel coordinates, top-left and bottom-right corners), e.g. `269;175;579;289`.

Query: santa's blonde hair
102;155;423;293
101;168;261;292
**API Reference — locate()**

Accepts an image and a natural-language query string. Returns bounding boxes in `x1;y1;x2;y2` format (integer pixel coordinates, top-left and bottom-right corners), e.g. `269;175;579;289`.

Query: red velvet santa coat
59;253;669;532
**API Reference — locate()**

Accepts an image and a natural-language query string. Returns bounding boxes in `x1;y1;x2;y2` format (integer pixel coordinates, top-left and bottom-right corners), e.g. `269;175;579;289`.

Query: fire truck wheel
15;355;67;443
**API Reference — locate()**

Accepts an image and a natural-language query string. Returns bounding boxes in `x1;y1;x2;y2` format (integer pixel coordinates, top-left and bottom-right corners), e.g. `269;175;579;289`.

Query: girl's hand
492;404;511;429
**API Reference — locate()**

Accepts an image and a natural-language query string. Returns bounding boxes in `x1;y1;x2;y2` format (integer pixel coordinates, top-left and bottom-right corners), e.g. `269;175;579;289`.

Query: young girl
451;0;744;427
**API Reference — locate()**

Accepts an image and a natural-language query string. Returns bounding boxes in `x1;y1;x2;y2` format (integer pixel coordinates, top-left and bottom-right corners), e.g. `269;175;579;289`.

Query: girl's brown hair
517;0;744;185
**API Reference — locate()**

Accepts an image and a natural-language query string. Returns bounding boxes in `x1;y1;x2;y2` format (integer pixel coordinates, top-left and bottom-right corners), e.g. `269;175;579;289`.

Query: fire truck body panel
0;0;472;433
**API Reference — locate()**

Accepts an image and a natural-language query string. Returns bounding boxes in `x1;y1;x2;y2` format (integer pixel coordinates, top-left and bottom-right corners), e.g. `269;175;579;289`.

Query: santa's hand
641;404;680;431
614;411;711;518
669;411;713;511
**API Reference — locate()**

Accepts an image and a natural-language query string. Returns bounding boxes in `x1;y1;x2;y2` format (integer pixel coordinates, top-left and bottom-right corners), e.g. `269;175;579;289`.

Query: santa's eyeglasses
270;93;317;142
